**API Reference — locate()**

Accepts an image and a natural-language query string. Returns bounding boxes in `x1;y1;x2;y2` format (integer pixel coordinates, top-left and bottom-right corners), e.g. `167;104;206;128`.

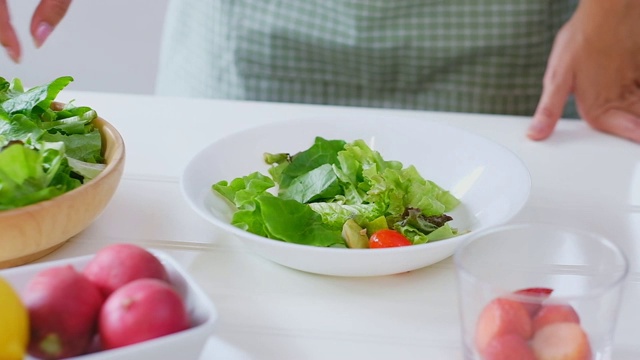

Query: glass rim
453;222;630;301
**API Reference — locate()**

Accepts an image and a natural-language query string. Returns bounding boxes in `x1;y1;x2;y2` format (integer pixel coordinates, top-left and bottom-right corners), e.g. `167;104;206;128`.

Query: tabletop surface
37;91;640;359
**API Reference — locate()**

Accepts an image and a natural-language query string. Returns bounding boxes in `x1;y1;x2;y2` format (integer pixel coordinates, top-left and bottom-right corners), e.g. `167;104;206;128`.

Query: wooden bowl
0;115;125;268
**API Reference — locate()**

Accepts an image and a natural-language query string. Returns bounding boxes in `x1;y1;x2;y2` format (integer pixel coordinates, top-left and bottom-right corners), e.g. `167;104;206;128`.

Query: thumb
30;0;72;48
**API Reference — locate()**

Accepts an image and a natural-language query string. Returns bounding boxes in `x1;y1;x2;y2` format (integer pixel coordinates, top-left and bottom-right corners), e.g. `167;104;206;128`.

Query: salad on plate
212;136;460;249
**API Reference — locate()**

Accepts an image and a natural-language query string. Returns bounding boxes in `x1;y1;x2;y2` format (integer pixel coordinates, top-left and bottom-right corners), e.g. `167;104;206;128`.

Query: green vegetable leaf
0;76;104;210
212;171;275;209
41;128;102;163
395;222;457;245
1;76;73;115
66;158;106;180
308;202;383;229
257;195;344;247
280;163;342;203
230;196;272;238
277;137;346;190
0;143;76;210
212;136;460;249
0;114;44;147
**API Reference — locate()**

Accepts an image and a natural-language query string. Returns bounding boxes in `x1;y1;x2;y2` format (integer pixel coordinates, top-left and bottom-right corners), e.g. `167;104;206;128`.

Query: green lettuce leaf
0;143;79;210
1;76;73;115
257;195;344;247
212;136;460;247
0;76;103;210
273;137;346;190
212;171;275;209
279;163;342;203
308;202;383;229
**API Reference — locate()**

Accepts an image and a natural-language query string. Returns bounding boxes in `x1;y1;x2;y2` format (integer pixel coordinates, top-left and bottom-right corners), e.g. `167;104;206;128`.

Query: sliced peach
532;304;580;333
531;322;592;360
480;333;536;360
513;287;553;316
475;298;533;354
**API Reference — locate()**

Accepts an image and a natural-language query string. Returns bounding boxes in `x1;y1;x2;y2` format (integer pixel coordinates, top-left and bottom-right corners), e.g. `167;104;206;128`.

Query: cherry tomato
369;229;412;248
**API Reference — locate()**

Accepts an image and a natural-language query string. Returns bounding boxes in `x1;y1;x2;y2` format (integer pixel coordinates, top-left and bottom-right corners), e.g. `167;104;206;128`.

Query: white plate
0;250;218;359
181;116;531;277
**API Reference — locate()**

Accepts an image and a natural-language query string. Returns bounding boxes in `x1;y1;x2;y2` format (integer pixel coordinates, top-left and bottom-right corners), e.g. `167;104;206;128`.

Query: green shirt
156;0;578;117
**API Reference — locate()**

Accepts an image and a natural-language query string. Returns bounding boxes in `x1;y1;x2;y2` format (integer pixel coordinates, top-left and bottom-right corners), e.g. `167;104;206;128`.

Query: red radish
532;304;580;332
24;265;104;359
83;243;169;297
480;333;536;360
531;322;592;360
475;298;533;354
513;287;554;316
99;278;190;349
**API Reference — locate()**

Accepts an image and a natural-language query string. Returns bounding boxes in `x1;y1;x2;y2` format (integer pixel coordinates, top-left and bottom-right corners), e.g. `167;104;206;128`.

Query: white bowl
0;250;217;359
181;116;531;277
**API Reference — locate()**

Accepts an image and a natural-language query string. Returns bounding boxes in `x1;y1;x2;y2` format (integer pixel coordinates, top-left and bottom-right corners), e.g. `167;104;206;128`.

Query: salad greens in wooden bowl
0;76;125;268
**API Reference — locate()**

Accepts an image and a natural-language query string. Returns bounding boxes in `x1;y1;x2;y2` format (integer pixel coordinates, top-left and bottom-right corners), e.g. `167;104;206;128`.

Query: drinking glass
455;223;629;360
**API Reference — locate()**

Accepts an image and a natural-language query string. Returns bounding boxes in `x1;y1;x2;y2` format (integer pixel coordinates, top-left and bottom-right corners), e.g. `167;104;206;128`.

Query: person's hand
528;0;640;143
0;0;72;63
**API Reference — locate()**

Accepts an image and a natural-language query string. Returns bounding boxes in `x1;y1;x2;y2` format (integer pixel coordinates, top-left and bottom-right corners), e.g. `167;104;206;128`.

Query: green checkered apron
156;0;578;117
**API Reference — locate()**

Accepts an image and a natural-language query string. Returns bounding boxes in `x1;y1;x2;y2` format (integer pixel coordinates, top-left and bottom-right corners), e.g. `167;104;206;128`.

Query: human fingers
30;0;71;48
527;61;573;141
575;50;640;143
587;108;640;143
0;0;21;62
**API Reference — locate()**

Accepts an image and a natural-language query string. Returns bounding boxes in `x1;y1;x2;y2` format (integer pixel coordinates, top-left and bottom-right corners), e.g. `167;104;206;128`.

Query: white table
44;91;640;359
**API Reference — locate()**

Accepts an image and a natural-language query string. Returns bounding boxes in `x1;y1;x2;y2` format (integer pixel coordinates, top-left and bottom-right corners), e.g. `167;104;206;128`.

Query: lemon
0;276;29;360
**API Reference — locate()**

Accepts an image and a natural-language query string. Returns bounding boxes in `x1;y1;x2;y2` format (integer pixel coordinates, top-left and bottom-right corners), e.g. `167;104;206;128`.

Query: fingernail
527;121;544;135
34;22;53;48
527;121;548;140
4;46;20;63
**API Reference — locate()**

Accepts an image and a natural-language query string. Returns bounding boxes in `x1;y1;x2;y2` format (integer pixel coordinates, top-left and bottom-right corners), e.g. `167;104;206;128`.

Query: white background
0;0;168;94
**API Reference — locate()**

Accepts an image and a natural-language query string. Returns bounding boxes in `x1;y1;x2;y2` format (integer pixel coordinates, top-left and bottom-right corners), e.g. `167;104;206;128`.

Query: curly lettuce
212;136;460;247
0;76;104;210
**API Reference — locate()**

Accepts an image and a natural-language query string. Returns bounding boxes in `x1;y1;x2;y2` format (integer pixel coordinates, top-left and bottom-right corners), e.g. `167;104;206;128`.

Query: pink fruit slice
513;287;554;316
532;304;580;333
475;298;533;354
480;333;536;360
531;322;592;360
